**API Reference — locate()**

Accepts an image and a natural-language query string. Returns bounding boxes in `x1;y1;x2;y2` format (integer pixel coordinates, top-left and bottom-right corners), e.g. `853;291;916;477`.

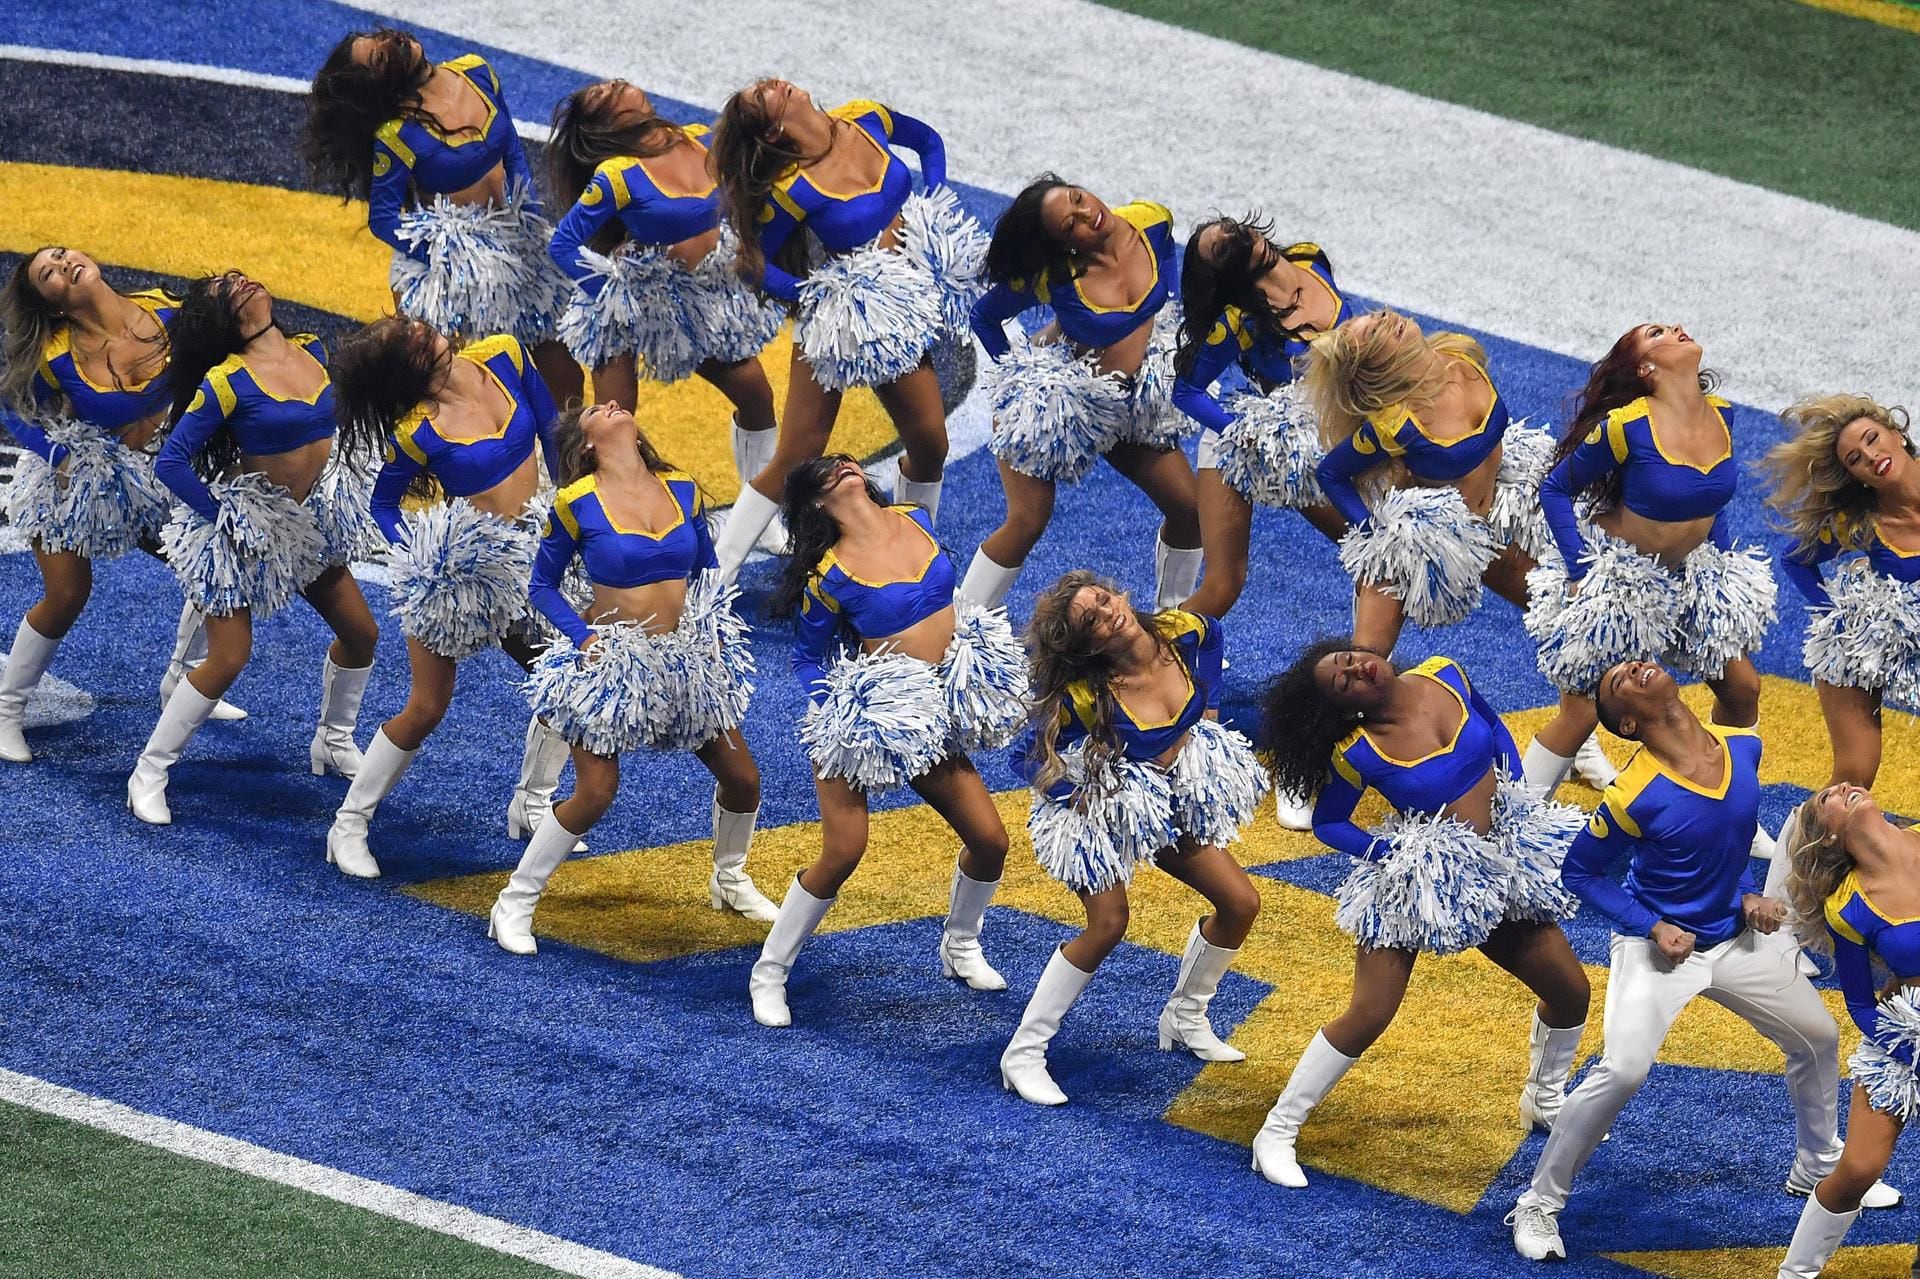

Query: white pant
1520;928;1841;1212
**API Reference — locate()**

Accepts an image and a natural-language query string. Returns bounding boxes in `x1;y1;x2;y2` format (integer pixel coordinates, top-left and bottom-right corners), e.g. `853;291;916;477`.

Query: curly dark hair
328;315;452;494
1258;637;1385;802
1549;325;1724;516
1174;215;1320;381
766;454;892;619
983;173;1078;288
304;28;438;201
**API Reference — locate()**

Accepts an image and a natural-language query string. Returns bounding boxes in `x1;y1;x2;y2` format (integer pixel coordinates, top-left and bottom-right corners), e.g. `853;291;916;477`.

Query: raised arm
882;108;947;191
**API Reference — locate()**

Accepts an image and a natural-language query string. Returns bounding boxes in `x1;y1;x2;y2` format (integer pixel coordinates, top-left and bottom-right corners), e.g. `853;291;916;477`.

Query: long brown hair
329;315;453;492
767;455;893;620
304;28;443;201
0;250;62;416
708;83;820;285
546;82;690;253
1763;393;1915;558
552;403;675;487
1025;570;1177;794
1550;326;1723;513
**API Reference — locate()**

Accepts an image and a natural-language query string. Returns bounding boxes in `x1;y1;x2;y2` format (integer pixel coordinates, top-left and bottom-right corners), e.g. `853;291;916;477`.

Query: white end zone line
0;1068;683;1279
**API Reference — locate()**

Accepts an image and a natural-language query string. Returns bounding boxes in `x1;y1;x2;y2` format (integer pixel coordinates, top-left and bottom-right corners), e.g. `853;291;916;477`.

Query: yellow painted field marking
1793;0;1920;35
1605;1242;1913;1277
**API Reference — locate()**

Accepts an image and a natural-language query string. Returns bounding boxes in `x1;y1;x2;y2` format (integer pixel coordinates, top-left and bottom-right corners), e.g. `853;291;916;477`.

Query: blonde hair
1302;309;1485;456
1781;797;1852;959
1763;393;1914;557
0;250;63;417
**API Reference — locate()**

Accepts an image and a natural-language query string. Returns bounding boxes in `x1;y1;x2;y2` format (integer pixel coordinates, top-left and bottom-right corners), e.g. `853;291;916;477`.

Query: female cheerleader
544;78;782;508
1170;215;1349;616
1001;571;1266;1106
492;400;772;953
323;319;588;884
1776;784;1920;1276
1764;394;1920;789
1250;640;1589;1188
1306;310;1560;658
1522;323;1774;805
708;79;986;578
304;28;582;405
958;177;1202;614
128;272;381;824
752;455;1026;1027
0;247;244;765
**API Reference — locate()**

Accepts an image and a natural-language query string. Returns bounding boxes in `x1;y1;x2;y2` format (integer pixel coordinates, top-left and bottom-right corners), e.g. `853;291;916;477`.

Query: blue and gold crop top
1171;243;1346;436
2;289;177;463
972;201;1178;359
754;100;947;303
792;505;956;703
1828;874;1920;1064
1540;395;1738;579
548;125;719;300
1561;724;1762;946
1311;656;1519;861
1781;517;1920;606
1316;356;1513;526
155;335;335;520
528;468;715;646
369;335;559;544
369;55;540;262
1016;612;1226;800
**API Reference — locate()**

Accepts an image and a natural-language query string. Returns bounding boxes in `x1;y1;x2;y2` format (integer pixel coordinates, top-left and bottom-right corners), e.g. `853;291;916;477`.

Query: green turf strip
1100;0;1920;231
0;1100;571;1279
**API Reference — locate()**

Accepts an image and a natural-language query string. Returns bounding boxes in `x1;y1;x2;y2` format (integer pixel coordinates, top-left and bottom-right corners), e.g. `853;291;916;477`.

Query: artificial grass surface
0;1099;571;1279
1098;0;1920;232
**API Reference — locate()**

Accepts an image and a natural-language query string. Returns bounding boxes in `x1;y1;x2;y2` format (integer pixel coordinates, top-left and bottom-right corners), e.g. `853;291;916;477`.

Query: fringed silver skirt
556;223;784;378
1803;561;1920;709
389;185;572;343
387;499;541;660
5;419;168;559
1525;530;1778;691
161;472;338;618
1211;382;1326;508
1337;485;1502;629
1850;989;1920;1122
523;572;755;756
1485;421;1557;561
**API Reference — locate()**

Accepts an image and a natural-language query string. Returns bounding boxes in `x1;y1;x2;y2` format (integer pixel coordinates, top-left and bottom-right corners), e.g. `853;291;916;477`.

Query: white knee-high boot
1777;1193;1860;1278
1251;1031;1359;1188
326;729;419;878
1000;946;1095;1105
0;617;61;763
896;474;943;525
488;812;584;956
729;419;788;554
750;875;836;1027
1519;1013;1585;1131
715;485;785;585
1521;738;1575;797
710;791;777;922
1153;535;1205;611
308;656;372;778
507;718;586;852
161;600;246;722
127;681;219;825
1159;918;1247;1061
939;863;1005;990
958;549;1022;610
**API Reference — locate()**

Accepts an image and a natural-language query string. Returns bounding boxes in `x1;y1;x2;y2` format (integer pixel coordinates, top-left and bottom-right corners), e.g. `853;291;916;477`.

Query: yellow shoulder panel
1155;609;1206;643
1116;200;1172;231
1826;873;1867;946
374;118;416;167
204;358;243;417
393;414;431;466
831;99;893;134
592;157;640;209
1066;680;1101;733
1604;398;1650;465
1330;743;1363;789
461;334;524;371
1599;755;1655;838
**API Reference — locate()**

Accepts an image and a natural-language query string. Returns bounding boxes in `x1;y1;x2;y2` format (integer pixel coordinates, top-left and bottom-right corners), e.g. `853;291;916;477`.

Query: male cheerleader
1508;659;1900;1261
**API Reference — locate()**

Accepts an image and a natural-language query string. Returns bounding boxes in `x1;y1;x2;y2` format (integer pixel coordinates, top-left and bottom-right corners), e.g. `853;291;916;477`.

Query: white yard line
358;0;1920;413
0;1068;682;1279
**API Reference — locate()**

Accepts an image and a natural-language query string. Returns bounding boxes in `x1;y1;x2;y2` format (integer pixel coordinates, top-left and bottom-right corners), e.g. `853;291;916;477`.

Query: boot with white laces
1273;787;1313;831
709;792;778;923
308;656;372;778
714;483;784;585
1787;1157;1901;1209
1159;918;1247;1061
1506;1201;1566;1261
938;863;1006;991
1520;738;1575;798
750;875;836;1026
487;812;584;956
161;600;247;722
0;617;60;763
1251;1030;1357;1187
1777;1192;1861;1277
127;681;219;825
895;473;944;525
1519;1013;1585;1131
1000;946;1094;1105
728;418;788;553
506;718;586;852
957;549;1022;611
1153;534;1205;611
326;729;418;879
1573;732;1617;789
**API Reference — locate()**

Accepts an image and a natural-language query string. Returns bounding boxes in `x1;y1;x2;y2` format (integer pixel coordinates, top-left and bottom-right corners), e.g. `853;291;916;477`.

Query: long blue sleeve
370;450;422;545
529;515;590;646
549;170;622;299
1781;534;1839;607
1315;434;1379;527
498;109;539;213
1561;814;1661;938
1;404;64;465
155;383;227;520
1013;704;1087;802
754;201;803;303
367;135;419;259
969;280;1037;361
1540;436;1618;579
515;351;561;485
1311;763;1384;861
1830;926;1914;1063
1171;333;1238;435
883;109;947;191
691;490;718;572
1193;615;1224;712
1466;678;1521;777
791;581;843;705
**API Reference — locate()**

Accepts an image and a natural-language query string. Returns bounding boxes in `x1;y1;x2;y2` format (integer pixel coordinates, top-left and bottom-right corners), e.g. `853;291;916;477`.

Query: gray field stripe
0;44;552;142
363;0;1920;413
0;1068;683;1279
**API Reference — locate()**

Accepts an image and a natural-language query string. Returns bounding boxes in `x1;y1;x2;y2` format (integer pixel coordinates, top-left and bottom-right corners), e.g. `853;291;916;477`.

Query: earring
1354;710;1365;721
